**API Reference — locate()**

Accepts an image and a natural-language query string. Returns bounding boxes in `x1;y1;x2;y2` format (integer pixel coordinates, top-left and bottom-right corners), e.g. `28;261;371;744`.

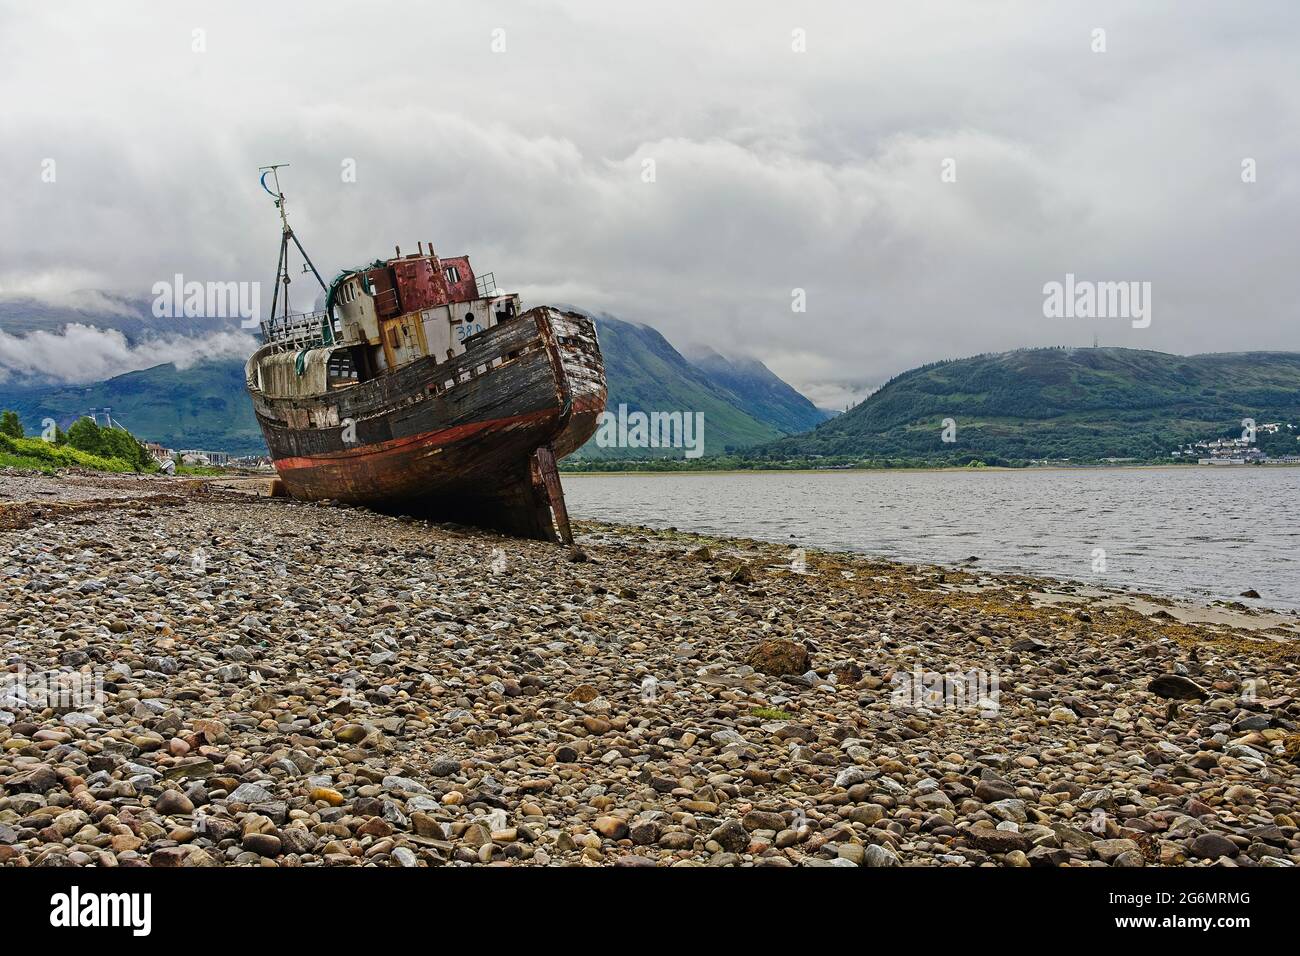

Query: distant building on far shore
177;449;232;467
1172;427;1295;464
1196;447;1266;465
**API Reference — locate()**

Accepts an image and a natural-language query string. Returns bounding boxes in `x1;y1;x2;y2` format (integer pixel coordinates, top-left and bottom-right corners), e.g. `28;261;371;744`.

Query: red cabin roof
438;256;477;303
347;250;485;317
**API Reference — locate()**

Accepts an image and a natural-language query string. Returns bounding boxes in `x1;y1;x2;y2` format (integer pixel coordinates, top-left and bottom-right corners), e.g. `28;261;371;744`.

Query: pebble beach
1;470;1297;867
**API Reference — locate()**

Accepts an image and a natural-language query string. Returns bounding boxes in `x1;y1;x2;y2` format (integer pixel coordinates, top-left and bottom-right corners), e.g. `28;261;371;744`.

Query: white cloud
0;272;139;317
0;0;1296;398
0;324;256;385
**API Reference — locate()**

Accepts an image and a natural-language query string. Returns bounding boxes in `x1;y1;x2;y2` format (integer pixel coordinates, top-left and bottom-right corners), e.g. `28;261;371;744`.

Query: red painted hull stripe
273;408;556;473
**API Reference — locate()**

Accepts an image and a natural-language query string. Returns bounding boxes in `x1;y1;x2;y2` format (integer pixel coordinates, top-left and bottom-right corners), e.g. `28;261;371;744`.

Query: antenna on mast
258;164;330;343
259;163;293;235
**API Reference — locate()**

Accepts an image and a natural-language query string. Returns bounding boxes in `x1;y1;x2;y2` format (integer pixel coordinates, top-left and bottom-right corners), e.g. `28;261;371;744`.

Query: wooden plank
533;444;572;545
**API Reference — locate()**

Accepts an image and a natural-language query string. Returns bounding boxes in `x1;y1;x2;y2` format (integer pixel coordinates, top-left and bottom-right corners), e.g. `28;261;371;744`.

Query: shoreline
6;467;1298;621
2;469;1297;868
582;517;1300;625
564;462;1300;476
561;482;1300;620
576;519;1300;647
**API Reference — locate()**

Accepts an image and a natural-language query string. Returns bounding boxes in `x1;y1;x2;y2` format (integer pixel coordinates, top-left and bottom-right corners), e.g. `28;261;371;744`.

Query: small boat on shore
244;168;606;541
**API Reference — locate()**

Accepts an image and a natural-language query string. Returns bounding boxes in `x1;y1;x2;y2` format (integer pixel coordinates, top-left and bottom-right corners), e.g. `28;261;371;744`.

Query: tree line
0;411;156;472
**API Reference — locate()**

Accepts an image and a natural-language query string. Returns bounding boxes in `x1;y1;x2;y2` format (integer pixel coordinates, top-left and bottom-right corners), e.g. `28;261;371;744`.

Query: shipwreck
244;167;606;541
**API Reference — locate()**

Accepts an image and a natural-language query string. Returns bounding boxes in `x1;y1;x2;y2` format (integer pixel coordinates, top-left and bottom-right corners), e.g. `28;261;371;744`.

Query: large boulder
746;639;810;677
1147;674;1208;701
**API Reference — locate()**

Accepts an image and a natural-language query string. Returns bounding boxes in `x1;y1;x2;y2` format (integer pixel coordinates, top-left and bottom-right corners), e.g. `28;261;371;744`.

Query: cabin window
327;351;358;384
445;266;460;284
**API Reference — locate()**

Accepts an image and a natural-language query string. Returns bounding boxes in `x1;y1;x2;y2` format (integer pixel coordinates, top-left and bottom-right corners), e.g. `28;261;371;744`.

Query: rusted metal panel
391;256;448;312
365;267;400;318
438;255;477;302
379;315;427;368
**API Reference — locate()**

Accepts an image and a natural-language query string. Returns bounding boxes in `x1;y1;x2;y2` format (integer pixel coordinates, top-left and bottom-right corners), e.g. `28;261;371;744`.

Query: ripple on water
565;467;1300;610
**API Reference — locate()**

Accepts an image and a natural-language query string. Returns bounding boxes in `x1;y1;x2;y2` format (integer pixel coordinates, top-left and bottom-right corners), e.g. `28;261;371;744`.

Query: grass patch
0;433;141;473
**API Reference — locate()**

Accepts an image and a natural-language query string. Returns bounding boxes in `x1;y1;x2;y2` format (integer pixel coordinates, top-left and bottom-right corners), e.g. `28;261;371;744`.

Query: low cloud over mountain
0;322;255;386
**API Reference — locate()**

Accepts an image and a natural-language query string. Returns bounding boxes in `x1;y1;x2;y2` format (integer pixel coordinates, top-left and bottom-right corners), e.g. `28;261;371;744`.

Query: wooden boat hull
247;308;605;540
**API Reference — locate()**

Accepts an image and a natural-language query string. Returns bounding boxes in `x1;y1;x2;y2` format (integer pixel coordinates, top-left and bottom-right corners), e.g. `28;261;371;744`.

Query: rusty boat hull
247;307;605;541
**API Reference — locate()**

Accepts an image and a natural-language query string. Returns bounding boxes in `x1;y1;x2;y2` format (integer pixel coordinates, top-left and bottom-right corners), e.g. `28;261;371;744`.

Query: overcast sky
1;0;1296;406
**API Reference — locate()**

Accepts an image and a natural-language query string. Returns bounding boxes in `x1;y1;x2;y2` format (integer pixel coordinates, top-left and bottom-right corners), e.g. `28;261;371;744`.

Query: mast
259;164;330;343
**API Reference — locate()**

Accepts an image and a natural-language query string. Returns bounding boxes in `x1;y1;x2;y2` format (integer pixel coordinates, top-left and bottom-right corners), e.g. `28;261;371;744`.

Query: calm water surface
564;468;1300;610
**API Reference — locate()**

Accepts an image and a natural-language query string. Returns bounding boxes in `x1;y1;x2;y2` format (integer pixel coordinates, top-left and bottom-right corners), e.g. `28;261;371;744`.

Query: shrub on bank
57;417;155;472
0;432;140;473
0;410;23;439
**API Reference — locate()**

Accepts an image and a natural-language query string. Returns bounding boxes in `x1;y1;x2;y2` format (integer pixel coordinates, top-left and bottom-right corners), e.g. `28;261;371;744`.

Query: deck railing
261;310;339;352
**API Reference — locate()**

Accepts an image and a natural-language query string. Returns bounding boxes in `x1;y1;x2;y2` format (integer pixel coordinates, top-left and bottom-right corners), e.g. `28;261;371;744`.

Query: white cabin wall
338;280;380;343
420;306;454;360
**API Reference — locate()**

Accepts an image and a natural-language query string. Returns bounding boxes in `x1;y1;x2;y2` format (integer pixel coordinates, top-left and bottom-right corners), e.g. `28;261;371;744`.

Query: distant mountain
0;360;265;455
684;345;833;434
755;347;1300;463
6;301;1295;467
579;316;784;458
0;305;827;459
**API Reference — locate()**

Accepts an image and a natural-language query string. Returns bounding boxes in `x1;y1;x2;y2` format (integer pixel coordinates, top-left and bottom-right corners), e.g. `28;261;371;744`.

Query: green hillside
755;348;1300;463
5;344;1297;466
0;360;265;455
574;316;785;458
